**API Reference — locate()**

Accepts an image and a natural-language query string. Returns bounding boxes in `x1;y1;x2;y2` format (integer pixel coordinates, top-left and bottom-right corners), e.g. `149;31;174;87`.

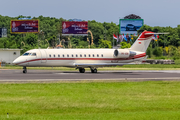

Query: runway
1;69;180;83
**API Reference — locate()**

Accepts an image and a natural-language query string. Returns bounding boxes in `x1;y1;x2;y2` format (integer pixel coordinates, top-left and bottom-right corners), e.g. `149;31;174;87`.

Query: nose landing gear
23;66;27;73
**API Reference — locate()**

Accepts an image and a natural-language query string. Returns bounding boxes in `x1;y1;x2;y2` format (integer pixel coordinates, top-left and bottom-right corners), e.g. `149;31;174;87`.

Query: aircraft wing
74;62;137;67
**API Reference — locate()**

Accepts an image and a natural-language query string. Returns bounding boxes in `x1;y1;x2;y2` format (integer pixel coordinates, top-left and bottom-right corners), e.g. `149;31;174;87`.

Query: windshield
23;52;36;56
31;53;36;56
23;53;30;56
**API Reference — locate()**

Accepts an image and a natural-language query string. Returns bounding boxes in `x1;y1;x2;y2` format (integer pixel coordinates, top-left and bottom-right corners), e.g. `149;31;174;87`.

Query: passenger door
39;50;47;63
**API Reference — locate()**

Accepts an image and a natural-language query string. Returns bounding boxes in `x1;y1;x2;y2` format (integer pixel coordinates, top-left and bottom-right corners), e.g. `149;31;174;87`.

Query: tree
146;47;153;58
98;39;112;48
120;42;131;49
25;33;38;46
153;47;163;57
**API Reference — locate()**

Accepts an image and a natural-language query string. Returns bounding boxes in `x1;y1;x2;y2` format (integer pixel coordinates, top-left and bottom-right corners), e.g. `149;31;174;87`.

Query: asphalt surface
1;69;180;83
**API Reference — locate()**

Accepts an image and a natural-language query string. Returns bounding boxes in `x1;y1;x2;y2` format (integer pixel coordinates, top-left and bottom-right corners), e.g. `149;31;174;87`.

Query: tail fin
130;31;154;52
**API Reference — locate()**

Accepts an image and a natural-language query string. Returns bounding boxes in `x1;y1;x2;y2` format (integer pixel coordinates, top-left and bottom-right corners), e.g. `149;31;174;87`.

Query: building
0;28;7;38
0;49;22;64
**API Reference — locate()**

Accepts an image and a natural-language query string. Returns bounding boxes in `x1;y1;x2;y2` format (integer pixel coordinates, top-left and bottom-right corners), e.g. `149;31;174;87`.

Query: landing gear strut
23;66;27;73
91;68;97;73
79;68;85;73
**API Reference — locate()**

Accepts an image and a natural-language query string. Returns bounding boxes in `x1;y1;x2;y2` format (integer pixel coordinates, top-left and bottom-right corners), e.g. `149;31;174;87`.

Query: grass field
0;81;180;119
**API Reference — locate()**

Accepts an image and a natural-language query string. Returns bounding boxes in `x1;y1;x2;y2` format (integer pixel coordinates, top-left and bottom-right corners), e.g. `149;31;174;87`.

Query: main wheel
79;68;85;73
91;68;97;73
93;69;97;73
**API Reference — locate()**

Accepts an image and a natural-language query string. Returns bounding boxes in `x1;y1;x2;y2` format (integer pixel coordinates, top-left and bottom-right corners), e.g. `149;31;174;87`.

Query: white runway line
102;70;180;73
1;77;180;83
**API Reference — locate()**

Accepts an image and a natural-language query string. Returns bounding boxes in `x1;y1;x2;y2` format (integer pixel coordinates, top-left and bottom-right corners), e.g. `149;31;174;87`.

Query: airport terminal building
0;49;21;64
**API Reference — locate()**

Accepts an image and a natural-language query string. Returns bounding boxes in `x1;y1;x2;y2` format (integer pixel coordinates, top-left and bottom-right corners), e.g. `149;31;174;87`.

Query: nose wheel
23;66;27;73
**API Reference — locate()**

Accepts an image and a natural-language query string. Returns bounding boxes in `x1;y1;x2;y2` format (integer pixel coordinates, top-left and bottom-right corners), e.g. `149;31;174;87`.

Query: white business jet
13;31;157;73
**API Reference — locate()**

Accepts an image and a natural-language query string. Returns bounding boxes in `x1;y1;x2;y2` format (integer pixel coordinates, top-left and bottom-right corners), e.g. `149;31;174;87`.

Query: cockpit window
31;53;36;56
23;53;30;56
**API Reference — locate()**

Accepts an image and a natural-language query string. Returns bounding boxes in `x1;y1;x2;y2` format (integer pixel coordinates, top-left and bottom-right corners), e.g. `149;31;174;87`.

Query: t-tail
129;31;154;52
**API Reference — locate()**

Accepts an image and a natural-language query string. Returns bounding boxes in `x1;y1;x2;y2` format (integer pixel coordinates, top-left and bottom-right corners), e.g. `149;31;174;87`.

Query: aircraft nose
13;59;18;65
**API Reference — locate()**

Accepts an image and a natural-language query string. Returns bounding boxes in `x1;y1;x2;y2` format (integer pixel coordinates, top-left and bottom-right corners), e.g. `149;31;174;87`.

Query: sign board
10;20;39;34
0;28;7;38
62;21;88;36
119;19;144;35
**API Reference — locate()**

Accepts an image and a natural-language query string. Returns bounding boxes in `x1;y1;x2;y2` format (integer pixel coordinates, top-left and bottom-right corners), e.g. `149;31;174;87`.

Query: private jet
13;31;159;73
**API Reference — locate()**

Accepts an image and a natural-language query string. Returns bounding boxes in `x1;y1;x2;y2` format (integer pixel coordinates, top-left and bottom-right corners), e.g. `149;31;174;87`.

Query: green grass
0;81;180;119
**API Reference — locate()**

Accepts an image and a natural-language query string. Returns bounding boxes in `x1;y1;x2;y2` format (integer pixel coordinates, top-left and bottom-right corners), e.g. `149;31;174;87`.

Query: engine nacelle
114;49;136;58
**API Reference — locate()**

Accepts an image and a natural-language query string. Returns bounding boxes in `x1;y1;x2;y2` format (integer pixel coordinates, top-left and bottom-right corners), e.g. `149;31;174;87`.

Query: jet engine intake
114;49;129;58
114;49;136;58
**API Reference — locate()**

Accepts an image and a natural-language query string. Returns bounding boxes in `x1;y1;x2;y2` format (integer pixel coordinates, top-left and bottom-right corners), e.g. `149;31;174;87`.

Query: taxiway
0;69;180;83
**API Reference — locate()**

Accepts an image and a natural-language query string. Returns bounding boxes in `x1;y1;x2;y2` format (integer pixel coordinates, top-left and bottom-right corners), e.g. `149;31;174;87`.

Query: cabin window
72;54;74;57
101;54;103;57
63;54;64;57
84;54;86;57
23;53;30;56
54;55;56;57
58;54;60;57
49;54;51;57
97;54;99;57
80;54;82;57
67;54;69;57
89;54;91;57
31;53;36;56
13;52;16;55
76;54;78;57
93;54;94;57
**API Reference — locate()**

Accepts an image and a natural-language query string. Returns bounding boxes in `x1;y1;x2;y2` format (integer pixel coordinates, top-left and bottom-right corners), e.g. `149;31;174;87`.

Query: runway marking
102;70;180;73
0;69;11;70
1;77;180;83
52;70;180;74
53;73;79;75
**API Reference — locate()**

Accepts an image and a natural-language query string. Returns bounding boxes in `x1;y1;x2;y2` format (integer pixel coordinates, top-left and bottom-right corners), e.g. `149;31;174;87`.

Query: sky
0;0;180;27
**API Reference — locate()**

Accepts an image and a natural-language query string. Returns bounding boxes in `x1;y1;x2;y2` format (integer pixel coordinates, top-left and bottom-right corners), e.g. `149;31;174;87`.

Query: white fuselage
13;48;145;68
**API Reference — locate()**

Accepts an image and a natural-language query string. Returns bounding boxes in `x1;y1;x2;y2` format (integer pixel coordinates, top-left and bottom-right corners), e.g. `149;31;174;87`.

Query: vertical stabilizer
130;31;154;52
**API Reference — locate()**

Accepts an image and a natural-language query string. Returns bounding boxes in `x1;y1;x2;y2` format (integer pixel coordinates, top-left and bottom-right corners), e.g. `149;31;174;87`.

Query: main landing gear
79;68;85;73
23;66;27;73
78;68;97;73
91;68;97;73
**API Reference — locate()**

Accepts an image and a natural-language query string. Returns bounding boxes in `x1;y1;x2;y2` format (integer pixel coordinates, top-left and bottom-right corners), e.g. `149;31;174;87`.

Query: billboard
62;21;88;36
10;20;39;33
119;19;144;35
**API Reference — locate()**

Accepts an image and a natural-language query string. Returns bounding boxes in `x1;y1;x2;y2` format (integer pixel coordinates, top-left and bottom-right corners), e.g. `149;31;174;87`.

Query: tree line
0;15;180;59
